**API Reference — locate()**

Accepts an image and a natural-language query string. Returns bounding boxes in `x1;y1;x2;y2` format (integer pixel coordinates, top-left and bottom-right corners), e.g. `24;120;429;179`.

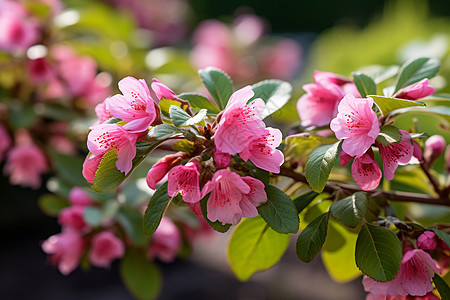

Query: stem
279;167;450;207
420;163;442;195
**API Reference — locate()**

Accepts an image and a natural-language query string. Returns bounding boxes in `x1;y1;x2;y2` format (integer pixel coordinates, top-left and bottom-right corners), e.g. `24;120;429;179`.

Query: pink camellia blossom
82;154;102;184
202;169;267;225
87;124;138;174
239;127;284;173
417;231;438;251
214;86;266;155
0;124;11;161
58;206;89;231
393;79;436;100
351;151;382;191
149;217;182;263
68;187;92;207
363;249;440;298
4;144;48;189
146;152;185;189
330;95;380;157
88;231;125;268
377;130;414;181
107;77;156;133
151;78;177;104
424;135;446;166
167;161;202;203
42;229;85;275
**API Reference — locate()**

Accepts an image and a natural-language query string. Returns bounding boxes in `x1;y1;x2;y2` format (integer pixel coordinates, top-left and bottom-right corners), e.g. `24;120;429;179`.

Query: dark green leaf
49;150;88;187
245;161;270;186
150;124;181;140
250;80;292;119
38;194;69;217
355;223;402;282
117;207;148;246
200;193;232;233
169;105;191;126
257;185;299;234
228;216;290;281
305;141;341;193
293;191;319;214
330;192;368;228
431;228;450;248
178;93;220;114
143;182;171;236
353;73;377;98
394;57;440;92
120;248;161;300
376;125;402;147
369;95;426;116
433;273;450;300
8;101;37;129
296;212;329;262
198;67;233;110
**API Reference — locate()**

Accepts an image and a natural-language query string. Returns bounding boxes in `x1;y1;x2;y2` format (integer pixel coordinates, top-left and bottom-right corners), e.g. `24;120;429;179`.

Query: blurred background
1;0;450;299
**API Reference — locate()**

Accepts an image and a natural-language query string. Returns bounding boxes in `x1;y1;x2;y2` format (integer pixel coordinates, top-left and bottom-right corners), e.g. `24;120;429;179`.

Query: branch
279;167;450;207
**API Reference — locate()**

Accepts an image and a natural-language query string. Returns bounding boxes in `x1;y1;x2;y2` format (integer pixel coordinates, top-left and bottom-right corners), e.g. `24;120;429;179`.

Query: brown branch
279;167;450;207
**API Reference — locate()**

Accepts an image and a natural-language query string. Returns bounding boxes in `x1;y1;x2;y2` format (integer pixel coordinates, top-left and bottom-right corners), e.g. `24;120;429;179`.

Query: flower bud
89;231;124;268
417;231;437;251
149;217;181;263
424;135;446;166
393;78;436;100
146;152;186;189
68;187;92;207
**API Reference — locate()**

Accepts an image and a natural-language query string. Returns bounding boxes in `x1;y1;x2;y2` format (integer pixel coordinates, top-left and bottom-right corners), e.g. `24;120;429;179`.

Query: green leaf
257;185;299;234
244;161;270;186
198;67;232;110
93;140;163;192
228;216;290;281
150;124;180;140
431;228;450;248
358;65;400;84
84;206;102;226
394;57;441;92
117;207;148;247
433;273;450;300
250;80;292;119
169;105;191;126
293;191;319;214
143;182;171;236
369;95;426;116
178;93;220;114
352;73;377;98
120;248;161;300
305;141;341;193
284;133;337;160
49;151;88;187
200;193;232;233
355;223;402;282
296;212;329;263
38;194;70;217
158;97;188;118
376;125;402;147
330;192;368;228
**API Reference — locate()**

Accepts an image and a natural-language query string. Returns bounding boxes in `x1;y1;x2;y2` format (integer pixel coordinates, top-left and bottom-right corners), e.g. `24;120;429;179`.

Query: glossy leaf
257;185;299;234
394;57;440;92
369;95;426;116
228;216;290;281
293;191;319;214
284;133;337;160
200;193;232;233
158;97;187;118
431;228;450;248
296;212;329;263
178;93;220;114
169;105;191;126
198;67;233;110
433;273;450;300
143;182;171;236
330;192;368;228
353;73;377;98
355;223;402;282
150;124;181;140
120;248;161;300
305;141;341;193
250;79;292;119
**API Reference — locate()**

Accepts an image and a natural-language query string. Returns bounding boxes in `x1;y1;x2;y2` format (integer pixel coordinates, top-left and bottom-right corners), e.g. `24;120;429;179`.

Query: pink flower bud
146;152;185;189
88;231;125;268
149;217;181;263
424;135;446;166
82;154;102;184
58;206;89;231
151;78;177;103
417;231;437;251
393;79;436;100
213;149;231;167
68;187;92;207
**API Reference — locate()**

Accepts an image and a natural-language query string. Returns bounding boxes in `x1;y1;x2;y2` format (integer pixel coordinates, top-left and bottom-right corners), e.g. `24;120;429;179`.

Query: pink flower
330;95;380;157
0;124;11;161
28;58;53;84
258;39;301;80
393;79;436;100
68;187;92;207
87;124;138;174
167;161;202;203
82;154;102;184
313;70;354;86
146;152;185;189
202;169;267;225
351;151;382;191
90;100;111;128
239;127;284;173
424;135;446;166
42;229;85;275
58;206;89;231
151;78;177;104
88;231;124;268
417;231;438;251
149;217;182;263
214;86;266;155
107;77;156;133
3;145;48;189
213;149;231;168
377;130;413;180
